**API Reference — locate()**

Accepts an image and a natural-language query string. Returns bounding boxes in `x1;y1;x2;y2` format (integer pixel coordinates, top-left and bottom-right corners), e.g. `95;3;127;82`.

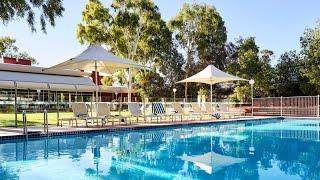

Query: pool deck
0;116;279;140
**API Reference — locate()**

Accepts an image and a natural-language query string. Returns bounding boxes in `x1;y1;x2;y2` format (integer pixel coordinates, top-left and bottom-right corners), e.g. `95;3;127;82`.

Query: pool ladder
43;109;49;136
22;110;28;140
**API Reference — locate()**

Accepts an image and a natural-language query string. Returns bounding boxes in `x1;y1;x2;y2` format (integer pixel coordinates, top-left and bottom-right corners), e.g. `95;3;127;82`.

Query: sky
0;0;319;67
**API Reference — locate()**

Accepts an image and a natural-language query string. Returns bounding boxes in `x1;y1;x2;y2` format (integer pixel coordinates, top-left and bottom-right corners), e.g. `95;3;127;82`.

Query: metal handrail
43;109;49;135
22;110;28;140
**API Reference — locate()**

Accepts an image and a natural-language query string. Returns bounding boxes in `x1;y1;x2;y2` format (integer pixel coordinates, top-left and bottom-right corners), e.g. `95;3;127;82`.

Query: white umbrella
177;65;247;109
180;152;246;174
45;44;145;102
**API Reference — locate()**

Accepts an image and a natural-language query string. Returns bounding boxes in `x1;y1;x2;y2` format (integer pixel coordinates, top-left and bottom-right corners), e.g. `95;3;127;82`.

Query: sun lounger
204;102;221;119
217;104;245;118
151;102;184;122
97;103;128;125
170;102;186;121
190;103;211;120
128;103;161;123
58;102;103;127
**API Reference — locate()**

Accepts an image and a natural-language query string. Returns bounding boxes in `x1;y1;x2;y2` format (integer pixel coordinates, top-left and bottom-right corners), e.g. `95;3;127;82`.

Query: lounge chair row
58;102;245;127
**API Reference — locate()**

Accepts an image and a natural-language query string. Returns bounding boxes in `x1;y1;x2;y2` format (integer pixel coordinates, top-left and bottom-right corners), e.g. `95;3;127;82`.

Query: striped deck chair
97;103;128;125
128;103;159;123
151;102;169;122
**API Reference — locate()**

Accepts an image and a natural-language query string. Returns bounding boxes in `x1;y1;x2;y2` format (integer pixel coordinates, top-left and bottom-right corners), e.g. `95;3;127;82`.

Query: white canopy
180;152;246;174
0;70;95;91
46;45;145;102
47;45;145;73
177;65;247;108
178;65;246;85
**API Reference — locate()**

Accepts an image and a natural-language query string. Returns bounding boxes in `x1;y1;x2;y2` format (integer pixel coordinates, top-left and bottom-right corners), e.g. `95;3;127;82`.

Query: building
0;57;137;113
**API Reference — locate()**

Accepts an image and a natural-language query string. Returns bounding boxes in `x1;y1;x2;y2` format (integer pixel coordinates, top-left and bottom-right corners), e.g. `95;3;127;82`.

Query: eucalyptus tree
300;22;320;94
0;0;64;33
226;37;272;101
168;3;227;99
77;0;183;98
274;51;304;96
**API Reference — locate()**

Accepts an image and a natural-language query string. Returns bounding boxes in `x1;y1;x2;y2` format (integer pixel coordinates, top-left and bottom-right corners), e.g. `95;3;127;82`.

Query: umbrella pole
210;84;213;112
95;61;99;103
95;61;99;116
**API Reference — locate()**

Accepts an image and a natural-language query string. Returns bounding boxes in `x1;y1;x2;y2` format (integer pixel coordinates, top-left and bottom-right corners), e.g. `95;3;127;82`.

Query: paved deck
0;116;278;139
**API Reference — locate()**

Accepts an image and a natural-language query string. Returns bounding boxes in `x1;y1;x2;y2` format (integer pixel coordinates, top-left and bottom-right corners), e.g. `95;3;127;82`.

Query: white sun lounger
128;103;162;123
58;102;103;127
97;103;128;125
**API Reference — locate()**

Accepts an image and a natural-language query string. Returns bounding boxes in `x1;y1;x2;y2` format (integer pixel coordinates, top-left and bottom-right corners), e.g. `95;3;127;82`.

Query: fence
253;96;320;117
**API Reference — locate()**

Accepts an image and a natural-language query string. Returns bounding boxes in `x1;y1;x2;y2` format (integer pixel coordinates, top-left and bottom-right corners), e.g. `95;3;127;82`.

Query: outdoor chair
96;103;128;125
151;102;171;122
190;102;211;120
218;104;245;118
171;102;192;121
203;102;221;119
58;102;103;127
128;103;161;123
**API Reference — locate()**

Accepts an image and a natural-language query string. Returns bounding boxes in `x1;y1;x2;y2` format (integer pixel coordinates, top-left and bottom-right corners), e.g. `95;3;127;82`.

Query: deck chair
151;102;170;122
97;103;128;125
171;102;189;121
218;104;245;118
62;103;103;127
128;103;160;123
204;102;221;119
190;103;211;120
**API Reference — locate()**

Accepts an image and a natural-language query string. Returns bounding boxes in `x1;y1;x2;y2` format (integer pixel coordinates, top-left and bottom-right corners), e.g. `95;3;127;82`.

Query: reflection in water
0;119;320;179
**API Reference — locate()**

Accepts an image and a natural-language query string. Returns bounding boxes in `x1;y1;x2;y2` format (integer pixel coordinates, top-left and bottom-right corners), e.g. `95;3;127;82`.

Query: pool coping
0;116;283;141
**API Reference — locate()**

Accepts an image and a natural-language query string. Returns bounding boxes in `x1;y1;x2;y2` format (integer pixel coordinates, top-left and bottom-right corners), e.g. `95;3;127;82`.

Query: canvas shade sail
177;65;246;85
46;45;145;73
45;44;146;102
177;65;248;110
0;70;95;91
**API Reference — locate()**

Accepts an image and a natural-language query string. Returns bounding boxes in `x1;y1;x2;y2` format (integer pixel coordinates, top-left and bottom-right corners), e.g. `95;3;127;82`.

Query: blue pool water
1;118;320;180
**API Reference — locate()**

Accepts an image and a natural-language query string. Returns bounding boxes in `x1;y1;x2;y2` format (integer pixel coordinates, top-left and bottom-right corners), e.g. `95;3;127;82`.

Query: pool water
1;118;320;180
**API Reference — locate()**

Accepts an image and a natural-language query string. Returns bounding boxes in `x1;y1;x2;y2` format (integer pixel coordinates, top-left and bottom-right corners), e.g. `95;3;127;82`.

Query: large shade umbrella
45;44;145;102
177;65;247;109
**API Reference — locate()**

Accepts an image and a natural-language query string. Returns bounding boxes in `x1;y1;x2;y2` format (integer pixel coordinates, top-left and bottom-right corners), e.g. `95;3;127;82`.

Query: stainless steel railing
22;110;28;140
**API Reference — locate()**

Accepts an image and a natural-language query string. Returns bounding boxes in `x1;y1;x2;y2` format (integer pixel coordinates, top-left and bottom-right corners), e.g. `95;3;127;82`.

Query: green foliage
300;22;320;94
0;36;38;64
101;76;114;86
168;3;227;98
77;0;185;98
226;37;273;101
134;70;166;98
273;51;305;96
0;0;64;33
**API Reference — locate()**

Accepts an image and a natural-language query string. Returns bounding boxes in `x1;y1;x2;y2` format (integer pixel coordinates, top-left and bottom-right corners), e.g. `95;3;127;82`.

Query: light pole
249;79;255;116
115;91;118;100
173;88;177;102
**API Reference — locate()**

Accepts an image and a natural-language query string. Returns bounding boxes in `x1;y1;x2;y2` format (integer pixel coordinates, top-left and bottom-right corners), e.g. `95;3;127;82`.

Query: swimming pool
0;118;320;180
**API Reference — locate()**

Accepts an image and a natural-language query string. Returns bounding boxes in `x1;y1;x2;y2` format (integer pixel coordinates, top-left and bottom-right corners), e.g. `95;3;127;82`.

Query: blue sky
0;0;319;67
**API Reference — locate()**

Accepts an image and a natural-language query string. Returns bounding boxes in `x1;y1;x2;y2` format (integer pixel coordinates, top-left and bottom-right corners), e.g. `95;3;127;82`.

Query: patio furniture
97;102;128;125
190;102;211;120
58;102;103;127
203;102;221;119
128;103;161;123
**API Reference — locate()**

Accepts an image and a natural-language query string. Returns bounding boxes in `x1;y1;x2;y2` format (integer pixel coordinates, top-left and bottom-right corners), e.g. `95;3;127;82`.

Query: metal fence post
280;96;283;116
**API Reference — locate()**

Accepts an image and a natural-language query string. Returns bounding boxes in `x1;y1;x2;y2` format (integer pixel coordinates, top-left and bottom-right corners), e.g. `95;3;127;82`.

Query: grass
0;111;130;127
